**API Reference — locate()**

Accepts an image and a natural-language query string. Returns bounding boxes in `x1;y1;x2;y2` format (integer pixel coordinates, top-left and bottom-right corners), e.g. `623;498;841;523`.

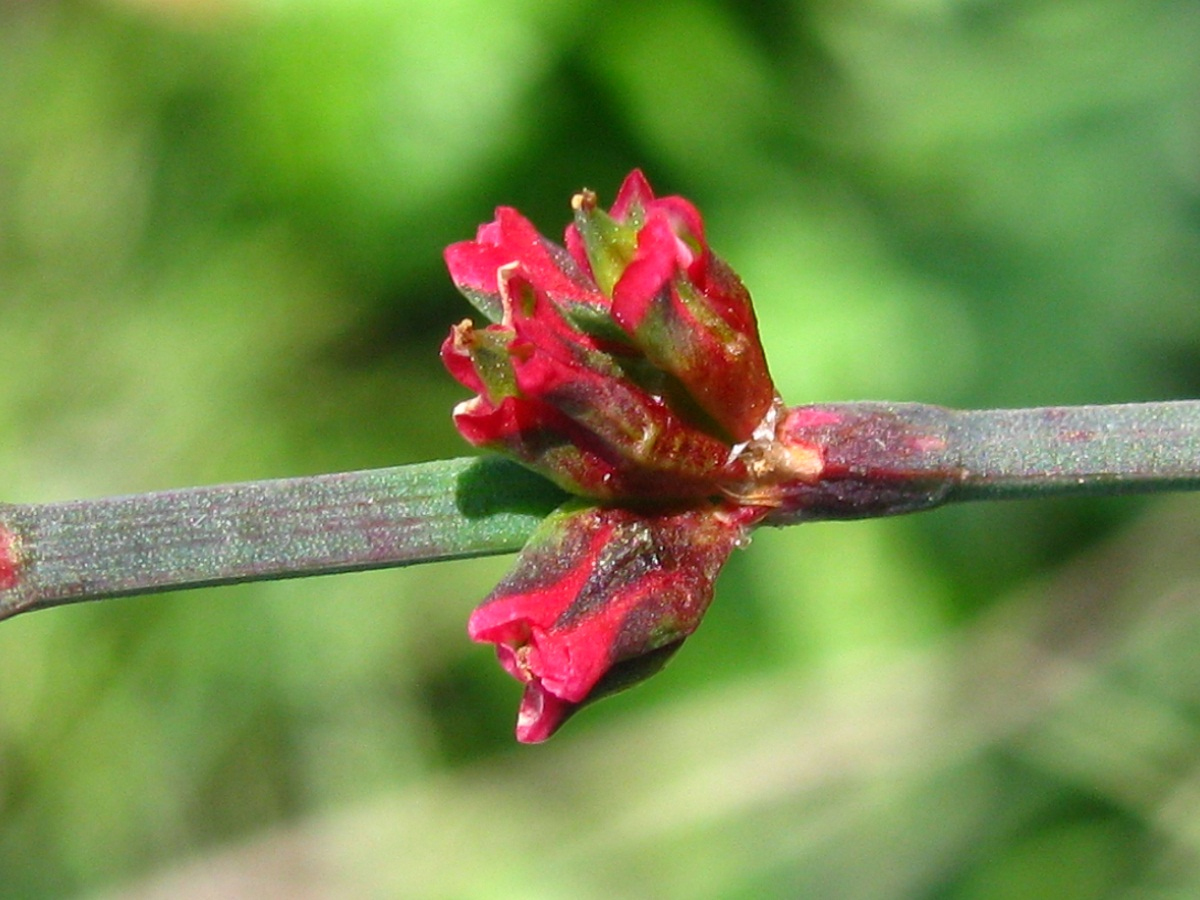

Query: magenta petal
515;683;574;744
439;329;486;395
443;241;511;322
610;213;682;335
563;220;593;282
653;196;705;253
524;623;610;704
610;169;656;221
443;239;505;292
446;207;598;324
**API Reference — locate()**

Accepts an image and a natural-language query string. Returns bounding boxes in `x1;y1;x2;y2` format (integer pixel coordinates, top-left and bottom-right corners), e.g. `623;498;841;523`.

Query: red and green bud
442;170;785;502
567;170;775;443
443;171;826;741
468;501;762;743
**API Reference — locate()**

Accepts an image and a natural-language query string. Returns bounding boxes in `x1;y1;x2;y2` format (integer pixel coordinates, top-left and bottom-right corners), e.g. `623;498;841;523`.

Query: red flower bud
444;171;826;741
567;170;775;443
468;502;761;742
442;170;785;502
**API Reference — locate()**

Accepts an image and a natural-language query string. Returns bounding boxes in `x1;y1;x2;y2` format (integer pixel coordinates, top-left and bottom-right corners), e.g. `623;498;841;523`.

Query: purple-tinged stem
768;400;1200;524
2;401;1197;623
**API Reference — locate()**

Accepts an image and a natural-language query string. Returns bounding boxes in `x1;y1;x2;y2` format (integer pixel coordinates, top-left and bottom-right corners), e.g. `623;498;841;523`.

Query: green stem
950;402;1200;500
2;400;1198;623
0;457;565;621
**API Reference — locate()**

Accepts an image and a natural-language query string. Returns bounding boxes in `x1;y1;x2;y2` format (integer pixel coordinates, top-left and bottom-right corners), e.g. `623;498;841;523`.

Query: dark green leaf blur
1;0;1198;896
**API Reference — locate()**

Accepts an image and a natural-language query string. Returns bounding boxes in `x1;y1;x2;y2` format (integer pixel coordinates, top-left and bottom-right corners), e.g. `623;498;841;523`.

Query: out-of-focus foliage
0;0;1197;896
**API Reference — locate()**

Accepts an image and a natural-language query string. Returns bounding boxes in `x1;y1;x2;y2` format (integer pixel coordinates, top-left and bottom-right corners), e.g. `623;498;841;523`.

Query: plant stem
950;402;1200;499
767;400;1200;523
2;401;1198;622
0;457;565;621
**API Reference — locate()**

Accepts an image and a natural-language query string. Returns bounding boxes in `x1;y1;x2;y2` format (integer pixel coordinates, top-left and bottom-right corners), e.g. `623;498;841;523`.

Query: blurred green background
1;0;1199;896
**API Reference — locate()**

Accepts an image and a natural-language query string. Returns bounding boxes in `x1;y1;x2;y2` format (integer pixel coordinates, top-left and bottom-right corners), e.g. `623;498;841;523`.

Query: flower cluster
442;171;822;741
